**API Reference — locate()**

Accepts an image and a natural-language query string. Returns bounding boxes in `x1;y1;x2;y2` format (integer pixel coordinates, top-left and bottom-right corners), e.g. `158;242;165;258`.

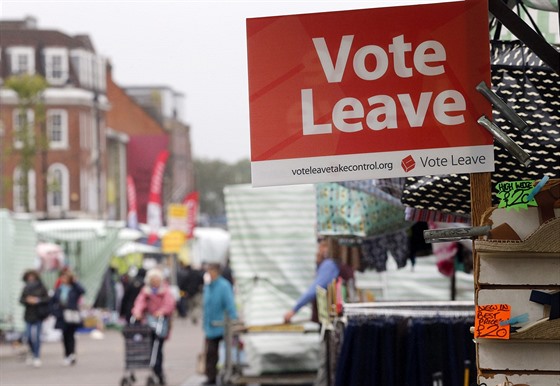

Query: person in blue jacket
202;263;237;385
284;237;340;324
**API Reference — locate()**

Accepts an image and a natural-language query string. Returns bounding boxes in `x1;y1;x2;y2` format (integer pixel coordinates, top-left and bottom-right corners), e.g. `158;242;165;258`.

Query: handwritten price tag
475;304;511;339
496;180;537;210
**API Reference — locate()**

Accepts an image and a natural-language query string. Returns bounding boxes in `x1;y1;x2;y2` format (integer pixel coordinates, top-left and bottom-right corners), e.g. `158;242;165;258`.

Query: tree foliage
194;158;250;219
5;74;48;212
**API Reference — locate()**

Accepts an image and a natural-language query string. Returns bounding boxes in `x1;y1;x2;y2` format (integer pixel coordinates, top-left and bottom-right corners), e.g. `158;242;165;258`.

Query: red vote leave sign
247;0;494;187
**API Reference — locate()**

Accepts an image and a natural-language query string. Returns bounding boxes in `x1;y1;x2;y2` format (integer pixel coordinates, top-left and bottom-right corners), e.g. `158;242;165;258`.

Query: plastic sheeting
224;184;320;374
33;220;138;305
0;210;37;332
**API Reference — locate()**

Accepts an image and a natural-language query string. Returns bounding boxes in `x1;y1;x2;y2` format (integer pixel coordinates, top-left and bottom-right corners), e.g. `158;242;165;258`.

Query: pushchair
120;316;167;386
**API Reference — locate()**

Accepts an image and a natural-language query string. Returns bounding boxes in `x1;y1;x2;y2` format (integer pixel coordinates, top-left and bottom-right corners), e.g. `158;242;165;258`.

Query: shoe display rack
473;179;560;386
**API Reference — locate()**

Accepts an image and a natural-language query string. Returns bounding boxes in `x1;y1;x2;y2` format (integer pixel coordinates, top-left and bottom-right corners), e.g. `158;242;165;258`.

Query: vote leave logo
401;155;416;173
247;0;494;186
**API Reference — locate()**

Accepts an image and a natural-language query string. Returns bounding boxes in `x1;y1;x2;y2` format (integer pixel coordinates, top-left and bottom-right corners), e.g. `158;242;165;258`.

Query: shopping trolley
120;317;166;386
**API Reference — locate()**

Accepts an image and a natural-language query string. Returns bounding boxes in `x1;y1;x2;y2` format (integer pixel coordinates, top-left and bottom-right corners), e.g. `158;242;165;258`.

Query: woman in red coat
132;268;176;385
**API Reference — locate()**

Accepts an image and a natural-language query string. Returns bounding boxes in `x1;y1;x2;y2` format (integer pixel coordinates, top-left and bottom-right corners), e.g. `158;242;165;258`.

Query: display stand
471;175;560;386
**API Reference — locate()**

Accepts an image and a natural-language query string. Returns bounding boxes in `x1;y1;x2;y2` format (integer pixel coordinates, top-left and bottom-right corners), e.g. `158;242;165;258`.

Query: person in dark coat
180;265;204;324
51;270;85;365
120;267;146;321
19;269;50;367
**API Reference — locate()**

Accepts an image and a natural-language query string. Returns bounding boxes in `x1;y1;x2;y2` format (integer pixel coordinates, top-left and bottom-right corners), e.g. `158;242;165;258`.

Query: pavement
0;316;209;386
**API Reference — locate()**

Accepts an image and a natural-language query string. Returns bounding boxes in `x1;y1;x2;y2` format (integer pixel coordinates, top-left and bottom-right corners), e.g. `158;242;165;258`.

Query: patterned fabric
316;183;410;238
360;230;410;272
401;40;560;215
337;178;405;203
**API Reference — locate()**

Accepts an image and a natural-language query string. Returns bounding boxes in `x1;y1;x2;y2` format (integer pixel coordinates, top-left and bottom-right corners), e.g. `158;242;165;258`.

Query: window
47;109;68;149
13;166;36;212
44;47;69;84
13;109;35;149
70;49;93;88
47;163;69;212
8;47;35;75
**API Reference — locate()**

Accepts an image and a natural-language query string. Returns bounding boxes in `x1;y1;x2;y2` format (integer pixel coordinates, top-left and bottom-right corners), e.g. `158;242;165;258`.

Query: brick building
0;17;194;224
0;16;113;219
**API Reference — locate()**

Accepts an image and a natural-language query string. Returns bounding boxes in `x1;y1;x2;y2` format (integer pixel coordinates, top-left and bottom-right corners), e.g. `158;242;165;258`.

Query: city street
0;317;207;386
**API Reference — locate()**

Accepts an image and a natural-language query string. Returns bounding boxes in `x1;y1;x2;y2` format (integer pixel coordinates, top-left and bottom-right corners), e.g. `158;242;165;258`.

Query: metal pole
0;124;4;208
41;97;48;219
94;91;102;219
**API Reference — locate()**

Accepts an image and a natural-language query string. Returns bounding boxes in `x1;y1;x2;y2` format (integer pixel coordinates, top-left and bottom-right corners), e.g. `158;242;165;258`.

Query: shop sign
162;230;186;254
167;203;188;233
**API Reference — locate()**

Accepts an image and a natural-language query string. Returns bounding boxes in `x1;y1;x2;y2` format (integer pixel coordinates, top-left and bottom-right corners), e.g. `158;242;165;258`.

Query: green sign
496;180;537;210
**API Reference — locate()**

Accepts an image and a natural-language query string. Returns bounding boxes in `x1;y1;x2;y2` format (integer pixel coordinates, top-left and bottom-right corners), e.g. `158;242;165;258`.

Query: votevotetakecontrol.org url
291;161;393;176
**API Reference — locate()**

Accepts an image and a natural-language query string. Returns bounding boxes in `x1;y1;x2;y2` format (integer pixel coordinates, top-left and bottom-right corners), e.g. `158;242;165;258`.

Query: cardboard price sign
475;304;511;340
247;0;493;187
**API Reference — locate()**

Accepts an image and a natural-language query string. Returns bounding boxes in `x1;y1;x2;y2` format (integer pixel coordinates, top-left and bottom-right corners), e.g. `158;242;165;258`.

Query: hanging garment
360;229;410;272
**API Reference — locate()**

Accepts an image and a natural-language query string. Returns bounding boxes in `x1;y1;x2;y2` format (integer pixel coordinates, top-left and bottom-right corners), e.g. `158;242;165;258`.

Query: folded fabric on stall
317;183;410;238
336;178;405;204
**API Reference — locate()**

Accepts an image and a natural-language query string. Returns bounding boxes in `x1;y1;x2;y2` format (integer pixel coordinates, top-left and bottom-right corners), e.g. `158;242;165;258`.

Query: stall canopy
0;210;37;332
224;184;320;375
33;220;142;305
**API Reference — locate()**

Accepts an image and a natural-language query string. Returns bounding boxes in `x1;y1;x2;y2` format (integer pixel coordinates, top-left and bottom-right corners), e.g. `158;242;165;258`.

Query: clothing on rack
335;312;476;386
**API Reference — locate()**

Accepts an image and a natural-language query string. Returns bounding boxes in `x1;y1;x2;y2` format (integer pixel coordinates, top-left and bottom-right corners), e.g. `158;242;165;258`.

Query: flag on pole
147;150;169;244
126;175;138;229
183;191;199;239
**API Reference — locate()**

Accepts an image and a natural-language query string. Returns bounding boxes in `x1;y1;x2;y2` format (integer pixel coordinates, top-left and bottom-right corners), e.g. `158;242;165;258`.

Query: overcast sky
1;0;446;163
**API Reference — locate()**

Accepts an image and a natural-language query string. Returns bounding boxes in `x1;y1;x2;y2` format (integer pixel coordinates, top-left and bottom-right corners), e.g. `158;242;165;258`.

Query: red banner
126;175;138;229
247;0;493;186
183;191;199;239
147;150;169;244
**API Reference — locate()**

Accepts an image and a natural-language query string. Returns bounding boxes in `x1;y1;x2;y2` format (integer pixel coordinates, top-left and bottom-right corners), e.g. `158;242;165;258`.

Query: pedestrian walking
178;264;204;324
202;263;237;386
19;269;50;367
120;267;147;321
51;269;85;366
132;268;176;385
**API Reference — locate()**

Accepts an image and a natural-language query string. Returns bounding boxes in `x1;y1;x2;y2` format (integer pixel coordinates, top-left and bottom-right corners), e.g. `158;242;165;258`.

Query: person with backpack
20;269;50;367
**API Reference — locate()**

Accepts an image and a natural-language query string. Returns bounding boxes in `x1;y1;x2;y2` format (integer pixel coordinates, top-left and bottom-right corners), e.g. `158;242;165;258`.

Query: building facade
123;86;194;206
0;16;113;219
0;17;194;224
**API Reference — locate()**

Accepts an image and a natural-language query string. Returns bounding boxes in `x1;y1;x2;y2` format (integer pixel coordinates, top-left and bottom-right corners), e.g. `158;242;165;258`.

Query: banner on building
147;150;169;244
247;0;493;187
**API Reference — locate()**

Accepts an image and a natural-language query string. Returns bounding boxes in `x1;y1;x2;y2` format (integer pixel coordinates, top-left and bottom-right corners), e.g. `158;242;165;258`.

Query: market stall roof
32;219;142;305
114;241;161;257
34;220;142;241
